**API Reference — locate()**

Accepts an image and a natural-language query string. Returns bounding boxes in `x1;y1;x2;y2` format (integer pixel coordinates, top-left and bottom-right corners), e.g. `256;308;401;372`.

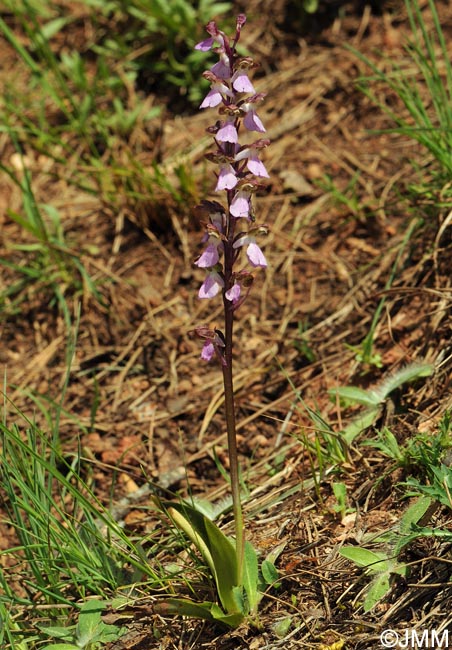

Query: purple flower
225;283;241;303
195;242;220;268
201;340;216;361
235;147;269;177
215;164;238;191
195;22;225;51
233;234;267;267
216;118;238;144
198;270;224;298
232;70;255;93
230;189;251;218
194;324;225;363
210;52;230;79
200;82;231;108
243;107;265;132
195;37;216;51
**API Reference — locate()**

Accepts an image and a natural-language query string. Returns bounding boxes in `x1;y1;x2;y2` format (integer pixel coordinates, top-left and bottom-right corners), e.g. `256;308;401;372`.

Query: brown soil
1;1;452;648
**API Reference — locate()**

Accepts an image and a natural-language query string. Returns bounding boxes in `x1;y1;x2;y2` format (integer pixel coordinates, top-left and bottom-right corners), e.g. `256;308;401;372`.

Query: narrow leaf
166;505;215;577
154;598;244;628
164;501;239;615
242;541;260;614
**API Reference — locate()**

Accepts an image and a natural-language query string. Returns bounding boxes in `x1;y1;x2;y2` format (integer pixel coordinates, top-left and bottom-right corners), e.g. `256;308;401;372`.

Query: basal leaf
154;598;244;628
164;501;240;615
155;598;216;621
204;514;240;614
76;600;105;646
165;503;215;577
242;541;260;614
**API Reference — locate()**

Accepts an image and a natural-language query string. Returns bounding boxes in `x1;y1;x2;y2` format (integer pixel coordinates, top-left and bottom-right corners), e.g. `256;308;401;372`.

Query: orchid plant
157;14;273;628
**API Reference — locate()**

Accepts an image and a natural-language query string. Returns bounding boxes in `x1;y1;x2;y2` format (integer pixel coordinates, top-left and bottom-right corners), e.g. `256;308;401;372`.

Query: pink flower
243;107;265;132
194;325;225;363
200;333;225;364
201;341;215;361
242;94;267;132
198;270;224;299
195;23;225;51
235;144;269;177
215;164;238;191
195;243;220;268
230;190;251;218
232;70;255;93
246;241;267;267
210;52;230;79
216;119;238;144
233;234;267;268
225;283;241;303
200;82;232;108
195;37;215;51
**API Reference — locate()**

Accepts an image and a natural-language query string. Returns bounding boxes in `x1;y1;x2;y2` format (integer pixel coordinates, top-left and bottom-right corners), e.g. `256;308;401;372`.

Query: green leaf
165;504;215;576
363;572;391;612
41;16;72;40
273;616;292;638
264;541;287;566
203;514;241;614
243;541;260;614
339;547;389;572
331;386;382;408
155;598;216;621
165;501;240;615
341;407;381;444
303;0;319;13
37;626;74;641
378;363;433;400
75;601;104;646
154;598;244;628
75;600;124;646
361;427;404;461
399;496;433;534
261;559;279;586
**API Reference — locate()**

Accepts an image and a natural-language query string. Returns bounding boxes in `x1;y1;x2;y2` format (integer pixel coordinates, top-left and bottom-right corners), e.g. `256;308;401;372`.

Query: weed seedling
38;600;125;650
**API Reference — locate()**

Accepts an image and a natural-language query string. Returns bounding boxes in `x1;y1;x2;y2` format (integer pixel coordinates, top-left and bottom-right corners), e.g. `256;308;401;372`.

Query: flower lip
195;37;215;51
216;120;238;144
198;270;224;299
231;71;255;94
225;283;241;303
215;164;238;191
195;242;221;268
